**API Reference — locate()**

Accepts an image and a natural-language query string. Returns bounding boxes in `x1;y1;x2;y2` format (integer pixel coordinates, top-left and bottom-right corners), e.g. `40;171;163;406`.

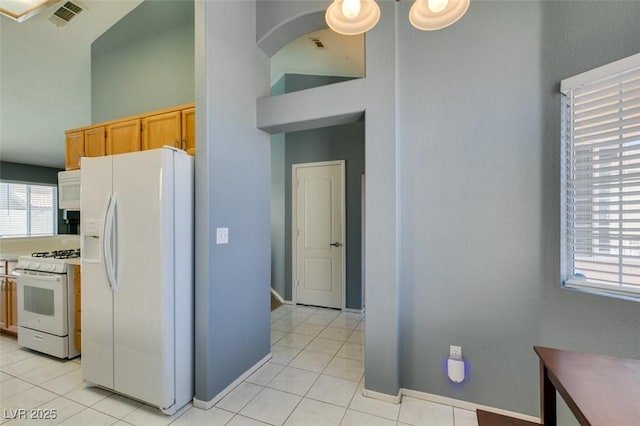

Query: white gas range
14;250;80;359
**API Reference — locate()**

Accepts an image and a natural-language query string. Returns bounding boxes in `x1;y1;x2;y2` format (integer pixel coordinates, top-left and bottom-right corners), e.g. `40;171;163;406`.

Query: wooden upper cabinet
142;111;181;151
65;131;84;170
181;108;196;155
84;126;106;158
107;119;141;155
64;104;195;166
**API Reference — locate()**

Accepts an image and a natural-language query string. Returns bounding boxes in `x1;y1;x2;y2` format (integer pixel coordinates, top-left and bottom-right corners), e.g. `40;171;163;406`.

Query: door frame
291;160;346;310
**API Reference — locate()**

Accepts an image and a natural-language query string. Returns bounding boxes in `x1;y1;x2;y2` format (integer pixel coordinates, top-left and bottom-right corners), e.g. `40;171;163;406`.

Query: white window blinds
0;182;57;237
561;53;640;300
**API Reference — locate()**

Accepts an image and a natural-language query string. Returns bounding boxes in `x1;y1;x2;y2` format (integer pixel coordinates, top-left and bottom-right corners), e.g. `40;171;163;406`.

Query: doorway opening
270;121;365;312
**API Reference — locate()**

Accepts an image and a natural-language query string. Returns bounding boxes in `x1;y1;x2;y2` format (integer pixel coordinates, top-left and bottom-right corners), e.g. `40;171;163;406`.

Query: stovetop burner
31;249;81;260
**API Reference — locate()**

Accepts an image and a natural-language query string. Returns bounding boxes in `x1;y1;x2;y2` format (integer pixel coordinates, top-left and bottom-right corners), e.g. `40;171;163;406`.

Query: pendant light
325;0;381;36
408;0;470;31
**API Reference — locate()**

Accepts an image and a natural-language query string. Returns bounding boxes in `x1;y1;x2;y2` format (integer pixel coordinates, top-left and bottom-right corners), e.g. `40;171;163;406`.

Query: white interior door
294;161;345;309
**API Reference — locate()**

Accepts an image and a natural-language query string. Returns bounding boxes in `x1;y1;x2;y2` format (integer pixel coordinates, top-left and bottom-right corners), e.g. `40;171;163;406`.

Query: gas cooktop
31;249;80;260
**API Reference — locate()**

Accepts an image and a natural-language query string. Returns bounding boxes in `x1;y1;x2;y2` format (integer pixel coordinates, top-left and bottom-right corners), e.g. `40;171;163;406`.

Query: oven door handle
16;272;63;282
103;194;118;293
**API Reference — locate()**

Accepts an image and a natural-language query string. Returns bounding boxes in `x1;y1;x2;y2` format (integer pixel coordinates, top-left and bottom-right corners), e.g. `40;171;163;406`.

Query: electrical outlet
450;345;462;360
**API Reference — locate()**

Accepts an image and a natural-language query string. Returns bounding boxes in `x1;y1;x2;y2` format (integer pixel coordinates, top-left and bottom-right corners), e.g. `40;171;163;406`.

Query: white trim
192;353;272;410
362;387;401;404
344;307;365;314
360;173;366;310
361;387;540;424
291;160;347;310
560;52;640;94
270;287;285;304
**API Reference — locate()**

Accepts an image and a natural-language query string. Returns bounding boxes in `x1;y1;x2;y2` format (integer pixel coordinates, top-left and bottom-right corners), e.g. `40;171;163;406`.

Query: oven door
16;270;68;336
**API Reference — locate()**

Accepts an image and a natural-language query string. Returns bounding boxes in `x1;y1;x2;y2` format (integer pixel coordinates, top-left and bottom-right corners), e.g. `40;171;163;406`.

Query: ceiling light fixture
409;0;469;31
325;0;470;35
325;0;380;36
0;0;56;23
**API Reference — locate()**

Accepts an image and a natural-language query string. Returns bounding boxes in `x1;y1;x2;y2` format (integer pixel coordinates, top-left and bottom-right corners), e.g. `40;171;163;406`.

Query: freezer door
112;149;175;409
81;156;115;389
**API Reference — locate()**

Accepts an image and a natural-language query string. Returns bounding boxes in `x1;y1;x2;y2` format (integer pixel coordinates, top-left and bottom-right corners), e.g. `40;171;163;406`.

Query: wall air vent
49;1;84;27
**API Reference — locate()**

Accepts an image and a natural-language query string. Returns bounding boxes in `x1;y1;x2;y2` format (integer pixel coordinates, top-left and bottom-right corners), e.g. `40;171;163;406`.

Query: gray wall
91;0;194;123
396;0;640;417
254;0;640;418
0;161;77;235
283;122;365;309
194;0;271;402
257;0;401;396
271;133;286;298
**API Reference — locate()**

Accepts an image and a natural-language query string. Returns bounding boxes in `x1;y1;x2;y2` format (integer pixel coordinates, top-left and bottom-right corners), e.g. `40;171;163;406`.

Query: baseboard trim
344;307;365;314
270;288;285;304
362;386;540;423
192;353;272;410
362;387;401;404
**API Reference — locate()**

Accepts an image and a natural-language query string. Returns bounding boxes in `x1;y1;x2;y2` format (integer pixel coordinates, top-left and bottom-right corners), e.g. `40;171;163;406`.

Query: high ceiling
271;28;364;87
0;0;142;169
0;1;364;170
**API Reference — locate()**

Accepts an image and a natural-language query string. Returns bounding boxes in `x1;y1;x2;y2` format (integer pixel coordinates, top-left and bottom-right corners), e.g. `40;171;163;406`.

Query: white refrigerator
81;147;193;415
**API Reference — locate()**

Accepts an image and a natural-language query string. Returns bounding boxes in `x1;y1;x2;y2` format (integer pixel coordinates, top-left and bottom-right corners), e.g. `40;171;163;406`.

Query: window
561;53;640;301
0;182;57;237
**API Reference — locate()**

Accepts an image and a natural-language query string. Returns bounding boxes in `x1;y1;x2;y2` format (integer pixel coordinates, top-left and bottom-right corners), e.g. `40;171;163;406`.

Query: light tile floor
0;305;478;426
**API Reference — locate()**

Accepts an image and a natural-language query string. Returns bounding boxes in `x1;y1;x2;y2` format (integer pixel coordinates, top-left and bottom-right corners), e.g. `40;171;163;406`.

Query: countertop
0;235;81;266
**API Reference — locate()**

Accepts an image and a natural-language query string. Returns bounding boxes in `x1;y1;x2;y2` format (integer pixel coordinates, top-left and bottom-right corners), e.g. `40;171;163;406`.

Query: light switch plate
216;227;229;244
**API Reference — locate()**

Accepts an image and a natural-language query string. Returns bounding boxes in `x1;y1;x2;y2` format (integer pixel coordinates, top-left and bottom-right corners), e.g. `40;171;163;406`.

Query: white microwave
58;170;80;211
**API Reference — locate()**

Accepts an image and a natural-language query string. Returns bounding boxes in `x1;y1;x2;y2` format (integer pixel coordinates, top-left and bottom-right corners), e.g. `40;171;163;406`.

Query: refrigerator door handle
112;194;119;292
103;194;117;292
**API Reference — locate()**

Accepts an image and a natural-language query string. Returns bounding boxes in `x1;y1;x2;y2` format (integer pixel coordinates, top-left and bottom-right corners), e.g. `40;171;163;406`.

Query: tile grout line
2;306;367;426
265;305;365;425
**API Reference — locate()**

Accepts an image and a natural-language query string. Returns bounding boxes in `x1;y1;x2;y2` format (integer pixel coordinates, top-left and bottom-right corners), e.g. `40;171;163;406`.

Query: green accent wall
91;0;195;123
0;162;59;185
271;73;358;96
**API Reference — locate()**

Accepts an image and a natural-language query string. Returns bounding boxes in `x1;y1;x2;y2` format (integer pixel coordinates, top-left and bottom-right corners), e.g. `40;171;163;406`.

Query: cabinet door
85;127;106;158
0;277;7;331
107;119;141;155
142;111;181;151
6;278;18;334
181;108;196;155
65;131;84;170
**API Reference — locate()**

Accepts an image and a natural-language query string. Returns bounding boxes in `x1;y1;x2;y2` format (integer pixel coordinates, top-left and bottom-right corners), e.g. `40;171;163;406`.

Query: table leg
540;361;556;426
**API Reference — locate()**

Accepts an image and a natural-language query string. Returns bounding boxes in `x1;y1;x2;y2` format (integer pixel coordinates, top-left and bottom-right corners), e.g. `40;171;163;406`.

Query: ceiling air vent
310;38;325;49
49;1;84;27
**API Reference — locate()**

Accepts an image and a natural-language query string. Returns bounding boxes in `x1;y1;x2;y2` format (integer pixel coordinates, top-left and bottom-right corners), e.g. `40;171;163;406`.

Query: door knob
330;242;342;247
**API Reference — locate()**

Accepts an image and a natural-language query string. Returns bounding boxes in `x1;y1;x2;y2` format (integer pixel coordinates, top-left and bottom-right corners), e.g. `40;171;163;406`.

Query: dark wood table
534;346;640;426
